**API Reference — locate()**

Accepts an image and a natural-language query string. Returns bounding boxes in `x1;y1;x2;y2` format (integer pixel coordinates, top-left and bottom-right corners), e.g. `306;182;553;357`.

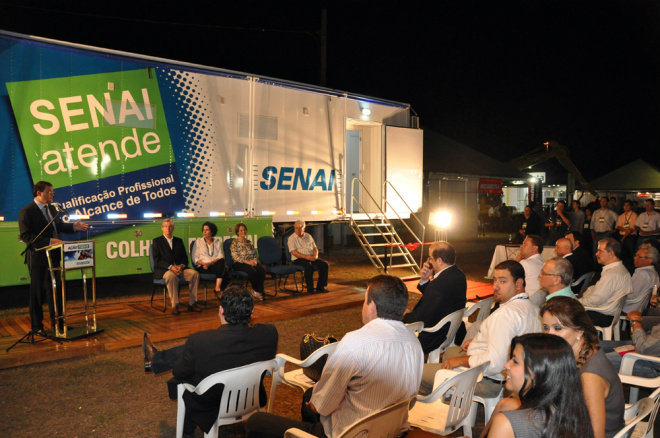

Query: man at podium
18;181;89;335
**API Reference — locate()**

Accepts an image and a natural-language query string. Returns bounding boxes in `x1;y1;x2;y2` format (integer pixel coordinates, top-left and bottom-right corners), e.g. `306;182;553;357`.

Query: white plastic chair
619;352;660;404
408;362;489;438
614;396;654;438
462;297;495;341
405;321;424;337
464;297;494;324
623;387;660;438
424;308;466;363
176;359;278;438
470;383;505;427
268;342;338;412
572;271;595;294
584;294;628;341
620;286;656;332
284;396;415;438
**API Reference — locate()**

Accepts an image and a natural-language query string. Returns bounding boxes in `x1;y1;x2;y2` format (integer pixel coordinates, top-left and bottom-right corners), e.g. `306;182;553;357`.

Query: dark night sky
1;1;658;181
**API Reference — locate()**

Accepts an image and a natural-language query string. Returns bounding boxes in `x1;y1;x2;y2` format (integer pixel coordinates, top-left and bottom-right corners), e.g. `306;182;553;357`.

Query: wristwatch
629;319;642;336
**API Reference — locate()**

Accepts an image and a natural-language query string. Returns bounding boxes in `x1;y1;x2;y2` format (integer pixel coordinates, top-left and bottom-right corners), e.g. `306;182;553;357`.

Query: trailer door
385;126;423;213
346;129;361;212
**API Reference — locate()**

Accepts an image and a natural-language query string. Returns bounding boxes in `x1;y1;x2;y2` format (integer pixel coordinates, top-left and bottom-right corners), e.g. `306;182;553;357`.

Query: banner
6;69;185;219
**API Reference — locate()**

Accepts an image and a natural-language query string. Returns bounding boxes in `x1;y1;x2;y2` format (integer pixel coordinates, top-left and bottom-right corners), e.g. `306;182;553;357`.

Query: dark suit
569;246;594;280
152;234;199;307
402;264;467;354
163;323;278;435
18;201;75;331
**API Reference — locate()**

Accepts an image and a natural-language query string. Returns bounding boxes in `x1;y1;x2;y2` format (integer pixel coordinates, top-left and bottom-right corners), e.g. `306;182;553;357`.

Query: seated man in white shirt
246;275;423;438
622;244;660;314
515;234;545;299
579;238;633;327
288;220;329;293
419;260;541;398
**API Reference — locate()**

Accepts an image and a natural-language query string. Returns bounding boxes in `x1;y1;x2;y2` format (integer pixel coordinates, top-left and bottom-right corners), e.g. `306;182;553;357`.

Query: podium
39;240;103;340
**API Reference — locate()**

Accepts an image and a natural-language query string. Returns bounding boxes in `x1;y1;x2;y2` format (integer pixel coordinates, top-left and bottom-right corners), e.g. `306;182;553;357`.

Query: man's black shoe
143;333;157;372
188;303;202;312
316;286;329;293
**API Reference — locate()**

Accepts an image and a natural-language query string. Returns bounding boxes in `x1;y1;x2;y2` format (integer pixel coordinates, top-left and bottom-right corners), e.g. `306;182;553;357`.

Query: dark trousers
27;250;62;332
246;388;326;438
233;262;266;293
293;259;328;292
196;260;228;289
587;310;614;327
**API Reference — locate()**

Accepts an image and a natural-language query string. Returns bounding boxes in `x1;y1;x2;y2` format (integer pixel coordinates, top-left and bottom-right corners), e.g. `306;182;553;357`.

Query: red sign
478;178;502;194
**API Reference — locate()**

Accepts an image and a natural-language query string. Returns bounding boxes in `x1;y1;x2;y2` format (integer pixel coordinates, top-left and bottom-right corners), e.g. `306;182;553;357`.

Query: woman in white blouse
192;221;226;293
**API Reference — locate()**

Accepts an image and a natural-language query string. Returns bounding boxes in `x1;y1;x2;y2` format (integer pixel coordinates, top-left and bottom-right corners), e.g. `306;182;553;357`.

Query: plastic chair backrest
285;396;414;438
405;321;424;337
615;397;654;438
258;236;282;265
610;294;628;325
572;271;595;294
188;359;277;426
418;361;489;432
425;308;465;363
465;297;494;324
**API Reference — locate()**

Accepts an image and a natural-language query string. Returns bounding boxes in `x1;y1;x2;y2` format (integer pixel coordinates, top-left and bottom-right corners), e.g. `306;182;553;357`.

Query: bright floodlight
431;211;452;229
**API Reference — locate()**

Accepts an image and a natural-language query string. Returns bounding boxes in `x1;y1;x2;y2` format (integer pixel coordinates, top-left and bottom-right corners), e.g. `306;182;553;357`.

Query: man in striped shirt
246;275;424;438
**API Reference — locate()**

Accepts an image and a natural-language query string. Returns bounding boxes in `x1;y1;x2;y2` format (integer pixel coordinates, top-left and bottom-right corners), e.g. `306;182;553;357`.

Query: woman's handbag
300;333;338;381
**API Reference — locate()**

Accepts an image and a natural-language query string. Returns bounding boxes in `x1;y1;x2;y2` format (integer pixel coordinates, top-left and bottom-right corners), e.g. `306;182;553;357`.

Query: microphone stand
10;206;64;351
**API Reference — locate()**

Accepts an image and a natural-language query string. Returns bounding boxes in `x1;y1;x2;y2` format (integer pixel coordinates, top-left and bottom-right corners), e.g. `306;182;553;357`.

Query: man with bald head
555;237;589;282
403;241;467;354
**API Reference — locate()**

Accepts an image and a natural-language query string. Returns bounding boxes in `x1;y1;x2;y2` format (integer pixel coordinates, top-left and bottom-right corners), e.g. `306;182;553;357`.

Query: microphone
53;202;69;215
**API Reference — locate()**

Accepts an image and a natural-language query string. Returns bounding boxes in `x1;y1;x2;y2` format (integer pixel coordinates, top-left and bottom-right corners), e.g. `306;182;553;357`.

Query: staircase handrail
382;180;426;269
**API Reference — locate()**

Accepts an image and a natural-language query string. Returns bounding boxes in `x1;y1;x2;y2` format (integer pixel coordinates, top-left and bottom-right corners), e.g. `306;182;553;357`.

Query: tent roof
423;130;529;179
589;159;660;191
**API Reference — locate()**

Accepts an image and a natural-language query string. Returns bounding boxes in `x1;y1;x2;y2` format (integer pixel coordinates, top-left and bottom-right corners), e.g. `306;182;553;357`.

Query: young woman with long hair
487;333;594;438
540;297;625;438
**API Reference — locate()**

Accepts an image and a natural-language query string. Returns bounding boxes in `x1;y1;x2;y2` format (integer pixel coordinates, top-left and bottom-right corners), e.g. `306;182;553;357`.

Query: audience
515;234;545;298
602;311;660;378
590;197;618;254
142;284;277;438
579;238;632;327
246;275;423;438
539;257;577;302
480;334;594;438
402;241;466;354
616;200;638;267
419;260;540;399
622;244;660;314
540;297;625;438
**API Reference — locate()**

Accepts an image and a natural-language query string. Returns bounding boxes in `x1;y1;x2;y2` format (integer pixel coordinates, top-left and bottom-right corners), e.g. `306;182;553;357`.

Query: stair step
356;223;392;228
385;263;419;268
359;232;395;237
375;253;410;258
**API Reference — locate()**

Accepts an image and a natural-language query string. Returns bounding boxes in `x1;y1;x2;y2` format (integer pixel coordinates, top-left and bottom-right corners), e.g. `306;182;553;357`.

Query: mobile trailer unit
0;30;423;287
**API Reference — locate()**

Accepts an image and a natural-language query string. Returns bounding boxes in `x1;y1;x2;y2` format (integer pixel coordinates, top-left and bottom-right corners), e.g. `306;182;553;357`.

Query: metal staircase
348;178;425;276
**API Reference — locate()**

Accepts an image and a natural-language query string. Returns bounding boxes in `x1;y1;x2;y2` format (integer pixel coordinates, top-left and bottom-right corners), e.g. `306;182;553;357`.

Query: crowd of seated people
142;219;660;438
